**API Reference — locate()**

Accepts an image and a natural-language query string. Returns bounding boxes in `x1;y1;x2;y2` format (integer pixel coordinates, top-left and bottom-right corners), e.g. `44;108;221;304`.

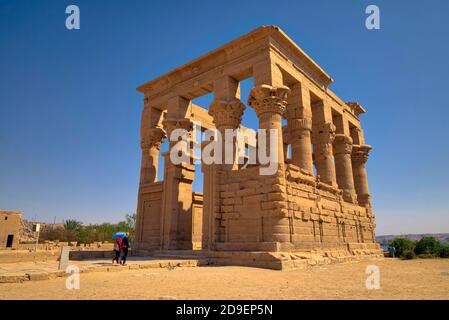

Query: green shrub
390;237;416;258
439;245;449;258
40;213;136;244
415;237;441;256
402;249;416;260
40;226;76;242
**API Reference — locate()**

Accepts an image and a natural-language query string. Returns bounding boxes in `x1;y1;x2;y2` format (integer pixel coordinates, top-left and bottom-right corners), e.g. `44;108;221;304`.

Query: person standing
112;236;122;264
120;232;130;265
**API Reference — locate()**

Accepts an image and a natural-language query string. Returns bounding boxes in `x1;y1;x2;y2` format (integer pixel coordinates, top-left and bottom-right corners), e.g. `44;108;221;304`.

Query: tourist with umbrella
112;232;125;264
120;232;130;266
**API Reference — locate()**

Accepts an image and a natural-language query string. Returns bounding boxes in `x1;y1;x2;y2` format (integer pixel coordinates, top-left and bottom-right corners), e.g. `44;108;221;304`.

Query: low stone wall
17;243;68;251
0;242;115;263
210;244;383;270
69;249;139;260
16;241;113;251
0;250;60;264
0;258;210;283
69;250;114;260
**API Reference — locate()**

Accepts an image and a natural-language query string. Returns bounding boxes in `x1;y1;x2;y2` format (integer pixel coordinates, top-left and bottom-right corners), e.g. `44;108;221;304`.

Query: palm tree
125;213;136;230
63;219;82;231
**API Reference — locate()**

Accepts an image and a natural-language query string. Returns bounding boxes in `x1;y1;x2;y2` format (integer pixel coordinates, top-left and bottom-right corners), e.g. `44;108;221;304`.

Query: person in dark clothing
112;236;122;264
120;233;130;265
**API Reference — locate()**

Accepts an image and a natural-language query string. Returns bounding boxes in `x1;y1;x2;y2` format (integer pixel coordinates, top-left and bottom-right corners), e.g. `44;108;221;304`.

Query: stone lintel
138;26;332;100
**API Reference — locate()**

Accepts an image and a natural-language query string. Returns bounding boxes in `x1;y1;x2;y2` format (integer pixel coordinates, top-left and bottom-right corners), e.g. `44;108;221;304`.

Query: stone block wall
213;164;377;253
214;165;288;251
135;183;164;251
284;164;376;249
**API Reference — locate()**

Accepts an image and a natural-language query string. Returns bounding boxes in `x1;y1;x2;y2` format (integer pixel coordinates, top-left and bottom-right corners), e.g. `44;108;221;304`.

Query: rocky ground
0;258;448;299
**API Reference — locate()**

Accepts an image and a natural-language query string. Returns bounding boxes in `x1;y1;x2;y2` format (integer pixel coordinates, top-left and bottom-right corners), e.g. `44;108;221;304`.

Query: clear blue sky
1;0;448;235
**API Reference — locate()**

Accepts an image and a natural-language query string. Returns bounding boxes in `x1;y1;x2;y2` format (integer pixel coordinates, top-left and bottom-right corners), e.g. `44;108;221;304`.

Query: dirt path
1;258;448;300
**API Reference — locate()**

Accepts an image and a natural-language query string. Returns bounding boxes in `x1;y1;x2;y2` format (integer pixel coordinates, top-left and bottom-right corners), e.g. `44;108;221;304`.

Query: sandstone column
207;98;245;248
248;84;290;168
160;96;195;250
312;98;337;186
140;127;165;185
334;134;357;203
208;98;245;170
210;76;245;170
313;122;337;186
289;118;313;173
201;140;213;250
352;144;372;207
206;76;245;249
135;106;165;247
286;83;313;174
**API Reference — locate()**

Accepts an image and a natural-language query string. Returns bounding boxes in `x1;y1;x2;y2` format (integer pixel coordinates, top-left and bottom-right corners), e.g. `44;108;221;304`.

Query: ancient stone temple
134;26;382;269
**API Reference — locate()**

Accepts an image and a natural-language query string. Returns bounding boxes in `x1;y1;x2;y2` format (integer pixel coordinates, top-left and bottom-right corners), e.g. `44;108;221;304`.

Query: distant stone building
0;211;22;249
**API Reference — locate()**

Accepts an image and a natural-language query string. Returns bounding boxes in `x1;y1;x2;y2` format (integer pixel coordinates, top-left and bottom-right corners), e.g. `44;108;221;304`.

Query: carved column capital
352;144;372;164
288;118;312;138
141;127;166;150
333;134;353;155
313;122;336;144
248;84;290;117
162;117;193;136
209;99;245;129
314;143;333;161
313;122;336;159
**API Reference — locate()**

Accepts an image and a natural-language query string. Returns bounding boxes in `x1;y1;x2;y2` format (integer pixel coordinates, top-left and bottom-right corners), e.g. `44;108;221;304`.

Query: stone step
153;250;208;259
0;258;210;283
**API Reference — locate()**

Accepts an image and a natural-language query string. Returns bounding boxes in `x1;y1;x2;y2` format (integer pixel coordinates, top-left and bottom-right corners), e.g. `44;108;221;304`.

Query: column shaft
140;145;159;184
313;122;337;186
248;84;290;169
140;127;165;185
334;134;357;203
352;144;372;206
209;99;245;170
286;83;313;174
289;118;313;174
161;115;195;250
259;112;284;164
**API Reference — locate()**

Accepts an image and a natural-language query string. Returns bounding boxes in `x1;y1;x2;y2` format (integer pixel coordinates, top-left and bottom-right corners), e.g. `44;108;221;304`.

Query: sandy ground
1;258;448;300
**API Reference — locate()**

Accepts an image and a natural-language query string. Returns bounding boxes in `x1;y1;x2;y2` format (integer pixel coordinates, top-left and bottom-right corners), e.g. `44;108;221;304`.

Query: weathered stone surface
0;211;21;249
0;273;28;283
133;25;382;264
27;272;50;281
